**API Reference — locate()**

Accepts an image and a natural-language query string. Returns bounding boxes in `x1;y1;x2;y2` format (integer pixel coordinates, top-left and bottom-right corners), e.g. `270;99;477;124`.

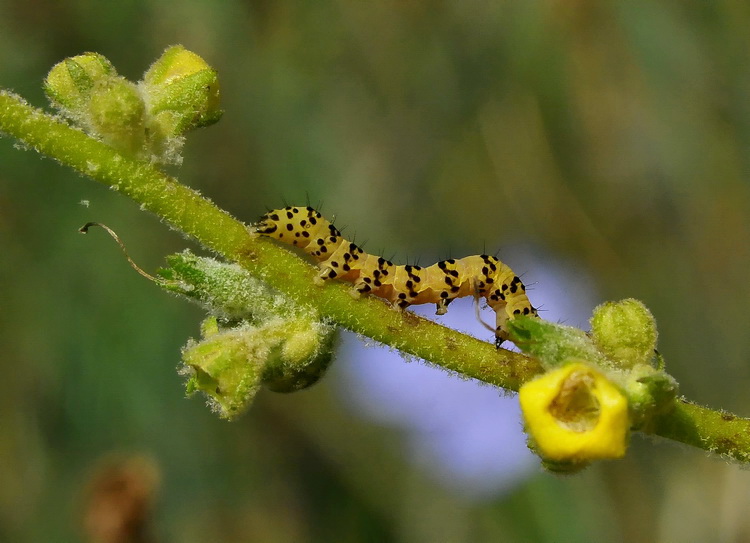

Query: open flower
519;361;630;463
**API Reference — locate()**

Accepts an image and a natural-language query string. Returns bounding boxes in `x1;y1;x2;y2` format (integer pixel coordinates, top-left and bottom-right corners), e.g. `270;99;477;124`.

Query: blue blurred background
3;1;750;541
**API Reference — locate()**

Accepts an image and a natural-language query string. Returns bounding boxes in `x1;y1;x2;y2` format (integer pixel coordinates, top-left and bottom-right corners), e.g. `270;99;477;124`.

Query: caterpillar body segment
255;206;538;345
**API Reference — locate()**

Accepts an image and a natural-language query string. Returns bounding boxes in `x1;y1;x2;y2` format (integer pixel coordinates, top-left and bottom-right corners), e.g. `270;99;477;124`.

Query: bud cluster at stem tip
156;252;337;420
44;46;222;164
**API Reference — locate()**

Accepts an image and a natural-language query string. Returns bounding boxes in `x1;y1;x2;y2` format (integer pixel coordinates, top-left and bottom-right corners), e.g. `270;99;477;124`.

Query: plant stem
652;400;750;463
2;89;749;461
0;90;542;391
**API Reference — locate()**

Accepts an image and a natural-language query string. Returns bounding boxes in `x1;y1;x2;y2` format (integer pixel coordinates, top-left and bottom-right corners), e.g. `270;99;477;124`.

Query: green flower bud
182;317;336;419
623;365;678;431
591;299;658;369
44;53;116;115
87;77;146;156
183;324;264;419
262;319;336;393
141;45;222;137
507;316;609;370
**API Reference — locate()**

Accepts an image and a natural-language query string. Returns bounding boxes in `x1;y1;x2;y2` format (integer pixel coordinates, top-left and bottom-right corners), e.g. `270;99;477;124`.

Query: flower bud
87;77;146;156
182;317;335;419
591;299;658;369
183;325;264;420
44;53;116;115
262;320;336;393
624;365;678;431
519;361;630;465
141;45;222;137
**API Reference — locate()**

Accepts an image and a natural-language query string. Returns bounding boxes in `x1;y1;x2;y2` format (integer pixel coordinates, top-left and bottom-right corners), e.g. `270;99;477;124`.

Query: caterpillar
255;206;538;346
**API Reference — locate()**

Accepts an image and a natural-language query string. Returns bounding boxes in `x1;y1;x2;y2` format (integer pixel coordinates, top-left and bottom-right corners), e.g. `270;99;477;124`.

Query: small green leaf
507;316;609;370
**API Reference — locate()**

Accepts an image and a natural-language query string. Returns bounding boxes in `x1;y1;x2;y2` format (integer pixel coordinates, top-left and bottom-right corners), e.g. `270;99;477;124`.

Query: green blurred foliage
3;0;750;541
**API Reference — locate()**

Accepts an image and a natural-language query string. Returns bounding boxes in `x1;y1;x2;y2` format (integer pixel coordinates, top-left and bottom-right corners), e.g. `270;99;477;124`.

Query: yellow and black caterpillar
255;206;538;345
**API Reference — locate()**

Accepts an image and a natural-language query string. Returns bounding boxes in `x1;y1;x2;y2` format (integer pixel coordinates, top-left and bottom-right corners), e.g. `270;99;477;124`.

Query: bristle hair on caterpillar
255;206;538;346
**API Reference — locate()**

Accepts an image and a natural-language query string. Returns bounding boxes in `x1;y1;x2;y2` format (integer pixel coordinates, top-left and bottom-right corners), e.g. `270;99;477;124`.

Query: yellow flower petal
519;361;630;462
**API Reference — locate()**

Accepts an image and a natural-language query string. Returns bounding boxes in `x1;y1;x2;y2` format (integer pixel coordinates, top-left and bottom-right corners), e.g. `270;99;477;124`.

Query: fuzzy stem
2;90;749;461
650;399;750;463
0;90;541;390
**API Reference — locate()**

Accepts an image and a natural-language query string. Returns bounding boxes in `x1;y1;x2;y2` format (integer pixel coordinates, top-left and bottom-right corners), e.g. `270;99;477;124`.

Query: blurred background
2;1;750;541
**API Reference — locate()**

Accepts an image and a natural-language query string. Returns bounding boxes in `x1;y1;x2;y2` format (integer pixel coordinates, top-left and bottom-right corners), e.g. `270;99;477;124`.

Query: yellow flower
519;361;630;462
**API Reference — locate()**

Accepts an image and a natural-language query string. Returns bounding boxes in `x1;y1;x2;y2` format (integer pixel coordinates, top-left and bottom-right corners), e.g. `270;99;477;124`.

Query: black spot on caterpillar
255;206;538;346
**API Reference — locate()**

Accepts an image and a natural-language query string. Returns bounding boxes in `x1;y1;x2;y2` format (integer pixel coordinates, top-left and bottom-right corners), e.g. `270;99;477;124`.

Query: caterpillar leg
495;310;510;349
351;278;373;298
314;266;340;286
435;297;453;315
393;299;410;311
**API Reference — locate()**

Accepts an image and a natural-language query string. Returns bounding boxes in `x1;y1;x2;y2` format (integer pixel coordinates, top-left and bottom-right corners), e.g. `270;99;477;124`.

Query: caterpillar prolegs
255;206;538;346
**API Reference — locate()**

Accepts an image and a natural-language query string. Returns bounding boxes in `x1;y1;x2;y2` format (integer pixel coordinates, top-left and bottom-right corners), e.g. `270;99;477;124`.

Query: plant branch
652;400;750;463
0;90;542;391
3;89;750;462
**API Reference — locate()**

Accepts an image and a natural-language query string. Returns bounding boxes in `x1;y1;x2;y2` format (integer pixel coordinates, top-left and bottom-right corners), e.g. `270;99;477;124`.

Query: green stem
0;90;541;391
2;89;749;462
650;399;750;463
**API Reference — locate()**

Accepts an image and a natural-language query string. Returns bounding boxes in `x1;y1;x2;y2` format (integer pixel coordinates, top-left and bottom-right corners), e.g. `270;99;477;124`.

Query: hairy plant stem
0;90;541;390
2;90;749;462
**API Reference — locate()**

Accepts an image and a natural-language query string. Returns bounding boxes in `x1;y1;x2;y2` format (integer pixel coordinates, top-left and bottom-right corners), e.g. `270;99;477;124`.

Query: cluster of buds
158;251;337;420
509;299;677;472
183;316;335;419
44;46;222;164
